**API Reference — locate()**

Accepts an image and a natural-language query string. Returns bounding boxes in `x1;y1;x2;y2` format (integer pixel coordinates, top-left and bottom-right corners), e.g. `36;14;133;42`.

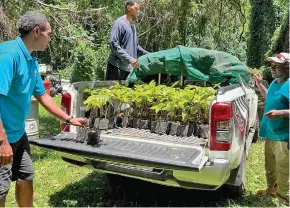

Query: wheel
225;182;245;197
252;115;259;143
224;151;246;197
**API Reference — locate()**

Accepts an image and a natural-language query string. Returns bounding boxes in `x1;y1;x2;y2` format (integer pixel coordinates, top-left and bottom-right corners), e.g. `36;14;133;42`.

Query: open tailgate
30;128;208;171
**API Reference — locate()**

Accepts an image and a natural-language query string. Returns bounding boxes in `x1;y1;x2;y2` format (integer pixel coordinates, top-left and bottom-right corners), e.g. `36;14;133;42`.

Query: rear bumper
60;152;231;190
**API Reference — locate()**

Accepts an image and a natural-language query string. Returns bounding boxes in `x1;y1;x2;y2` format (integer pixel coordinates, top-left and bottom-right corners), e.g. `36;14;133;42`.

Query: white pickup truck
30;78;258;196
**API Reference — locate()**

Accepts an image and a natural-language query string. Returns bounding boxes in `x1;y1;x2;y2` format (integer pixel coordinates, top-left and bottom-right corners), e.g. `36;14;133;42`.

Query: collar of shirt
16;37;33;61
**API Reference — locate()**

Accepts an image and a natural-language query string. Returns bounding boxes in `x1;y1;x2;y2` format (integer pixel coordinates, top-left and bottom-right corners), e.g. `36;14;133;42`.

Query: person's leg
13;134;34;207
0;164;12;207
257;139;277;196
15;180;33;207
264;139;277;189
119;69;129;81
106;62;120;81
275;141;289;206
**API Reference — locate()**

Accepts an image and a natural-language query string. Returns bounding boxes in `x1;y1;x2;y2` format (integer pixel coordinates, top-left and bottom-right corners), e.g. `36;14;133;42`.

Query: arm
253;73;267;99
35;93;86;126
256;82;267;99
33;72;86;126
0;54;14;165
0;116;12;165
137;44;149;57
265;82;290;119
35;93;69;121
264;109;290;119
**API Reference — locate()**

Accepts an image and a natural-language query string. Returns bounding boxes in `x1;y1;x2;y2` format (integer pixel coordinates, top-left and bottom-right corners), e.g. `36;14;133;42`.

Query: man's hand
70;118;87;127
0;140;13;166
130;59;140;68
253;73;263;85
264;110;281;120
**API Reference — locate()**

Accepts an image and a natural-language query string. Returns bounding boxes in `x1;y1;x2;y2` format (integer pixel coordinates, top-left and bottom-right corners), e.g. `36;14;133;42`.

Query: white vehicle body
30;79;258;194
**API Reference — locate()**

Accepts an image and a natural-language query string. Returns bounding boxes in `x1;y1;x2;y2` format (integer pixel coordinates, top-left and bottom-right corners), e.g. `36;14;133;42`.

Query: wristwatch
65;115;73;125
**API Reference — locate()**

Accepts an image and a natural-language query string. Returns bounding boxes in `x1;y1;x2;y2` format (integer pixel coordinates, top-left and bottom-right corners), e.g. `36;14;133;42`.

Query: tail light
210;102;233;151
60;93;72;132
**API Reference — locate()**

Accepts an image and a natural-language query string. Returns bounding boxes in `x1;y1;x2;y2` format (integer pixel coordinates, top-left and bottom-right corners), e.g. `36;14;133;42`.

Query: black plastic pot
132;118;141;128
115;116;122;127
194;123;209;138
87;130;100;146
176;124;189;137
170;122;178;136
121;116;129;128
108;117;115;129
99;118;109;130
194;123;201;137
75;128;87;143
139;119;150;129
156;121;171;135
200;124;210;139
150;121;158;133
128;117;134;128
187;123;195;137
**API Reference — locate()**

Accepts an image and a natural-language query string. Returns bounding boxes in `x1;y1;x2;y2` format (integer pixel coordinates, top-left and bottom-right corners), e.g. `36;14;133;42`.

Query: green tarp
128;46;250;84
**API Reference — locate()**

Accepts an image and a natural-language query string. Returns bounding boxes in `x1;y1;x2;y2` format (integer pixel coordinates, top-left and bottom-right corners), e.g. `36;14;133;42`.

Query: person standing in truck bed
0;11;86;207
107;0;149;81
253;52;289;207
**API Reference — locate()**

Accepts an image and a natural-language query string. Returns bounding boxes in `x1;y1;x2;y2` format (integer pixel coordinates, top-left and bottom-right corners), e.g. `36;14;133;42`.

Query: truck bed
30;128;208;170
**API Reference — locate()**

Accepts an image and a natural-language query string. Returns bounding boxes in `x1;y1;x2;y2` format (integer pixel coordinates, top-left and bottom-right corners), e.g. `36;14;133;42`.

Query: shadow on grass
48;174;278;207
48;172;107;207
31;146;60;162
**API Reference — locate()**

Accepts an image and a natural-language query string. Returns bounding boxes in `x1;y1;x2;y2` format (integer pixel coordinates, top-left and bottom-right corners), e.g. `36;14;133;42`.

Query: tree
267;9;289;55
246;0;276;68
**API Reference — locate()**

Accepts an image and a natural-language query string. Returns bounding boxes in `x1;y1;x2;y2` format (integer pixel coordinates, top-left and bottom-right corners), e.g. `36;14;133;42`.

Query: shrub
70;41;97;83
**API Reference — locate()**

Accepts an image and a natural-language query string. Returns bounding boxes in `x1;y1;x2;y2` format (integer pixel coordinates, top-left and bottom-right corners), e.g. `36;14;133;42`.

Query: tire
224;182;245;197
224;151;246;197
252;115;259;143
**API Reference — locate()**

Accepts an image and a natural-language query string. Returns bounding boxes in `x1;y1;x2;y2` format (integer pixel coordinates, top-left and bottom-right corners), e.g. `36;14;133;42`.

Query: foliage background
0;0;288;83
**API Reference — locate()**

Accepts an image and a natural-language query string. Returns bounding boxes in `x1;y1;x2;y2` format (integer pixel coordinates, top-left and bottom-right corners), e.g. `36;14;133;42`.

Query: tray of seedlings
76;81;216;147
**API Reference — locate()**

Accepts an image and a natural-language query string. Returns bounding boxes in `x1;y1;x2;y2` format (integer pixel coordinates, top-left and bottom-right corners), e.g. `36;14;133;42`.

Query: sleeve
110;22;134;63
137;44;149;57
0;53;16;96
278;81;289;100
33;71;45;96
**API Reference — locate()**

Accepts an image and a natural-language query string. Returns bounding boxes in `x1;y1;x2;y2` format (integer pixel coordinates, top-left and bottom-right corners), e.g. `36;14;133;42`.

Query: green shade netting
128;46;250;84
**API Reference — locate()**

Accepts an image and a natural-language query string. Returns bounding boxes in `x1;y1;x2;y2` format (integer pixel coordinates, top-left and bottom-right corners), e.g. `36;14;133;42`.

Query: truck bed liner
30;128;208;170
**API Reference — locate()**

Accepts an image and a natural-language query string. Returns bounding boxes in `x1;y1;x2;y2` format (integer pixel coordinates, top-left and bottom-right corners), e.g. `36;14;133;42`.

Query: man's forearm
278;109;290;117
110;42;133;63
35;93;69;122
256;83;267;99
137;45;149;56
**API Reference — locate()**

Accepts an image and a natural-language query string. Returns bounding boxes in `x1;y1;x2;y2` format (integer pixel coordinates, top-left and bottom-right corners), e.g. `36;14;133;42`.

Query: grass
6;97;279;207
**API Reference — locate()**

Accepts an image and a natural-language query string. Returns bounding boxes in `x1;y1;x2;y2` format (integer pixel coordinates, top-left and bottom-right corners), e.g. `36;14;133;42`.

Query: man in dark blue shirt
107;0;149;81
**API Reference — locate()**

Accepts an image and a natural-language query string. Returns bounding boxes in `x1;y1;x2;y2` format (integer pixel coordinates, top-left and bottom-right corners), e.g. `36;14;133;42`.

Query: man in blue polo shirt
0;12;86;207
253;52;289;206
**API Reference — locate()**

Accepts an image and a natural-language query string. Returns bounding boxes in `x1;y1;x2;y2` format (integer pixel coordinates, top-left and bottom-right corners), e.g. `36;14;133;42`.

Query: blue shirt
259;79;289;141
0;37;45;143
108;16;149;72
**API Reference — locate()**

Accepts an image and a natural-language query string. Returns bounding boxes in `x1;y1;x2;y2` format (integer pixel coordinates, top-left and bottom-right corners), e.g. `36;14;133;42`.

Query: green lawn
6;97;279;207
